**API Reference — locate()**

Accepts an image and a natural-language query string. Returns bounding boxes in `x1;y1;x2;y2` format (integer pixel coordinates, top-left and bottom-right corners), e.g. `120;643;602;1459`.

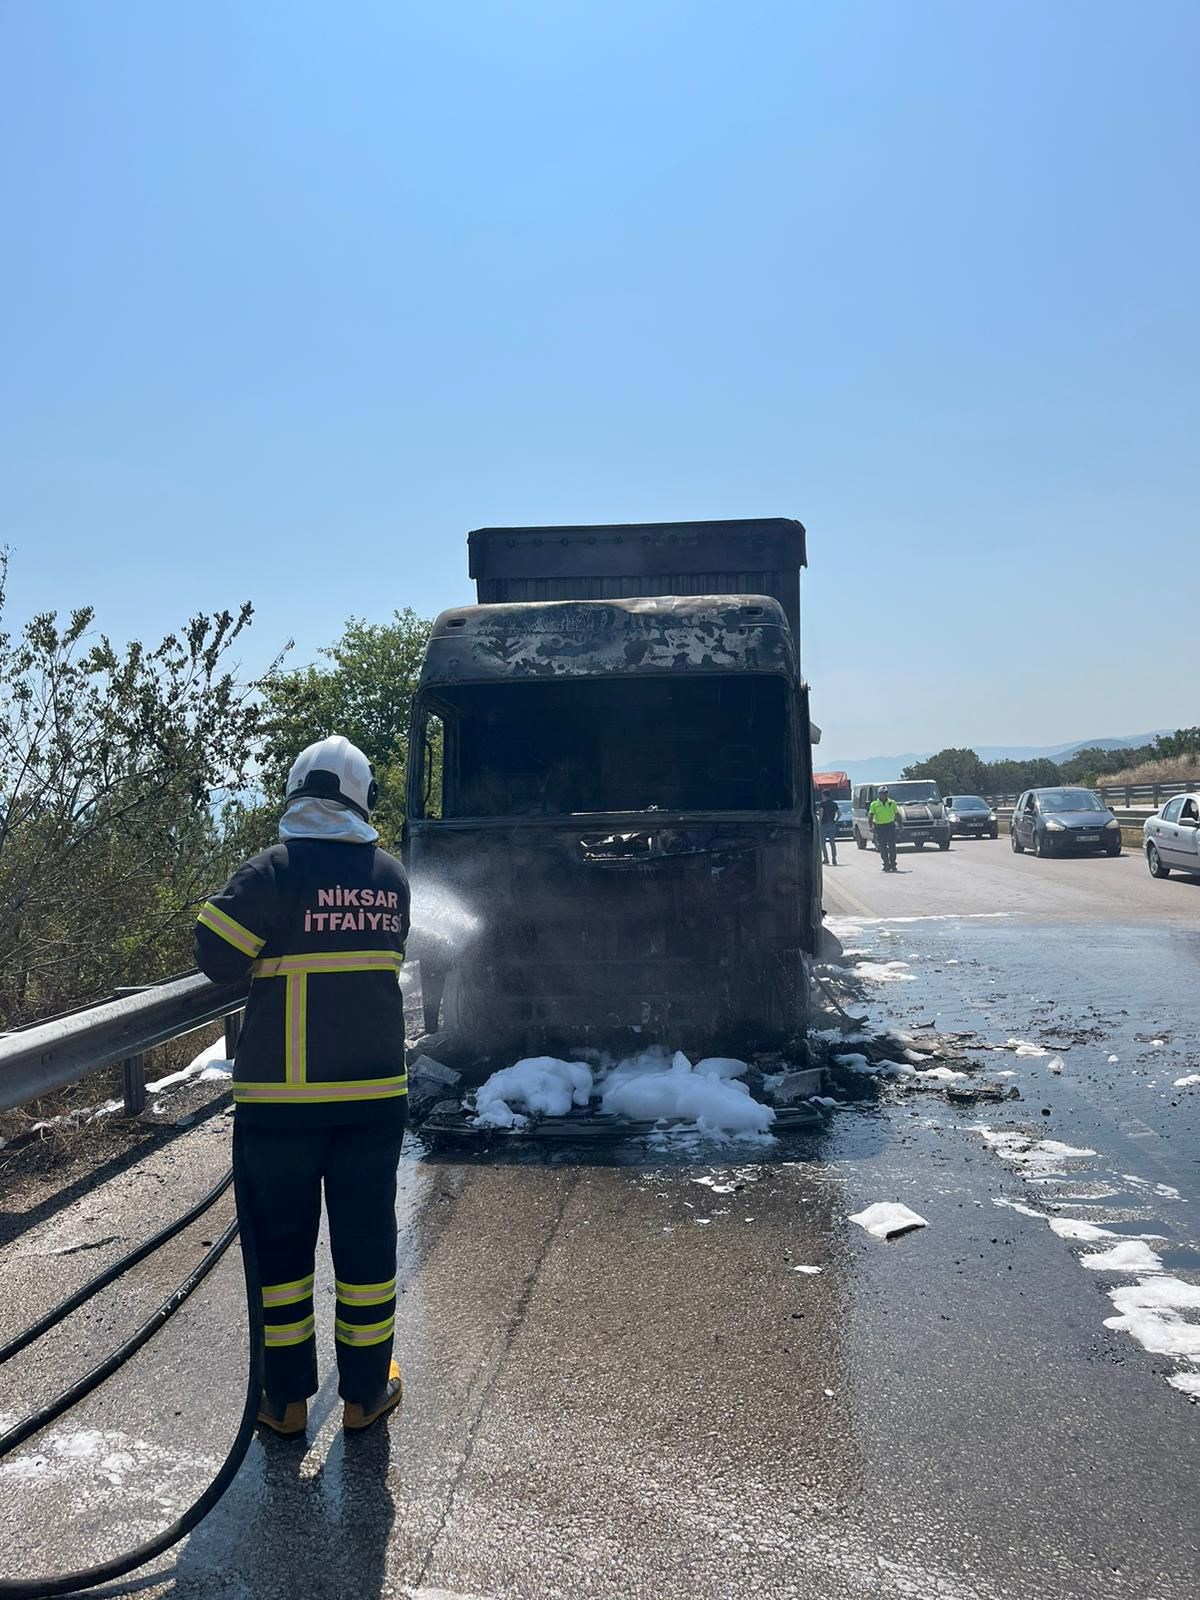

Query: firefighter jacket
194;839;411;1127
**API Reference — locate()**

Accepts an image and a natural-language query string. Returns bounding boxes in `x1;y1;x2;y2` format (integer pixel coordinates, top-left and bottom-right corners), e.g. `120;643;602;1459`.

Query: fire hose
0;1130;263;1598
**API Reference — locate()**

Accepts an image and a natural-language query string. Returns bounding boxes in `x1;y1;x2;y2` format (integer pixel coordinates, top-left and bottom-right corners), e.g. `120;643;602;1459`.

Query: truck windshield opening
423;676;791;818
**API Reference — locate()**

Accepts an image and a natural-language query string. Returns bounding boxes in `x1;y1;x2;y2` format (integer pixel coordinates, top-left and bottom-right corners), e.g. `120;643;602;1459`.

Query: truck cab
405;519;817;1065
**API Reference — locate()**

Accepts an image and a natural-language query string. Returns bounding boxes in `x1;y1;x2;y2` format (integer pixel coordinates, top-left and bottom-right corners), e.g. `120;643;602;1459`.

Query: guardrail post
223;1010;242;1060
121;1054;146;1116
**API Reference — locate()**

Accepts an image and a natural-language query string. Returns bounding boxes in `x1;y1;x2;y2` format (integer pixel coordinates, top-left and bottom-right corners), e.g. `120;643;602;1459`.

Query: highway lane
1;844;1198;1600
4;1110;1198;1600
823;828;1199;923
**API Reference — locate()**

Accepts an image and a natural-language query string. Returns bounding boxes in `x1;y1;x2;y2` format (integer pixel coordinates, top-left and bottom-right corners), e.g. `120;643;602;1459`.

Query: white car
1143;793;1200;879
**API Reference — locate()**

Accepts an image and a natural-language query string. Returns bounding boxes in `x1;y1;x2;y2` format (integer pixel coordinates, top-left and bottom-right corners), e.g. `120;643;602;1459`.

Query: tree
1058;744;1149;785
0;554;270;1024
251;611;433;851
1153;728;1200;761
901;748;986;795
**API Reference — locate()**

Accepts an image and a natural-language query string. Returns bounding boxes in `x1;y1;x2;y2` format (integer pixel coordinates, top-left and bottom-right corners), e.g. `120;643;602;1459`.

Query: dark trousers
875;823;898;869
821;822;838;864
234;1119;405;1404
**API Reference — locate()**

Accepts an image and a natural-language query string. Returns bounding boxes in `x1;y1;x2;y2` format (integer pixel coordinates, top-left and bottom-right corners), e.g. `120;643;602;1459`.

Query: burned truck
404;518;819;1063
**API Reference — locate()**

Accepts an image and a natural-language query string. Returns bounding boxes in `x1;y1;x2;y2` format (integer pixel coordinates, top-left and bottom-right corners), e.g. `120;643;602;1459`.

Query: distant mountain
817;732;1169;785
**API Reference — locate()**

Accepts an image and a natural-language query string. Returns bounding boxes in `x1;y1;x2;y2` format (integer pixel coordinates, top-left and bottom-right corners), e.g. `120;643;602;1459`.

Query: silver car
1143;793;1200;879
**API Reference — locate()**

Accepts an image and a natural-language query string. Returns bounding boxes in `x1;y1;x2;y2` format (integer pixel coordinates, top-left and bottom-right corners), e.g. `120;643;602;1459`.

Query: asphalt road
1;839;1198;1600
823;826;1199;923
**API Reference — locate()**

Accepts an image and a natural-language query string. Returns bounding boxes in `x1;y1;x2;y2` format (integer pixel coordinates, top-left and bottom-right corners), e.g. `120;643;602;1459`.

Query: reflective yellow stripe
233;1075;407;1104
197;902;265;958
335;1277;396;1307
335;1316;394;1347
264;1315;316;1348
284;972;306;1086
262;1275;315;1307
252;950;403;978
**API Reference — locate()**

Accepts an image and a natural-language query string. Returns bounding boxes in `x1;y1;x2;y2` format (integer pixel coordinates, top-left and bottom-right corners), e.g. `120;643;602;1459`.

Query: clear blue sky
2;1;1196;761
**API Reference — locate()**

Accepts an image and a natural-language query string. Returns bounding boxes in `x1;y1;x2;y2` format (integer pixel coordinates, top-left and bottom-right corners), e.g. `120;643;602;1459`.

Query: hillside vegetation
0;556;430;1029
1097;753;1200;788
903;729;1200;799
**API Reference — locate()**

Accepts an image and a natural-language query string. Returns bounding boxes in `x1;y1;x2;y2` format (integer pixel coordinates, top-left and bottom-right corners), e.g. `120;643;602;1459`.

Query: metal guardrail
0;973;248;1116
992;806;1150;828
988;780;1194;809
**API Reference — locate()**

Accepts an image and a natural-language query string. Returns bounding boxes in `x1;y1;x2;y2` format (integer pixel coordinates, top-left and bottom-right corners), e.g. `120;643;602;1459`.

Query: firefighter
195;735;410;1438
869;786;900;872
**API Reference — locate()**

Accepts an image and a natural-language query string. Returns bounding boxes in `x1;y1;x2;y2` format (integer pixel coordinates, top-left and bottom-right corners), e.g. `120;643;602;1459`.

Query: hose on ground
0;1129;263;1598
0;1168;234;1368
0;1216;238;1461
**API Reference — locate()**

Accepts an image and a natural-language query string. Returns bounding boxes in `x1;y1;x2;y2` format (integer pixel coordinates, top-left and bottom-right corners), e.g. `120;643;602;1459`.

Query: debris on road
406;1054;463;1117
848;1201;928;1240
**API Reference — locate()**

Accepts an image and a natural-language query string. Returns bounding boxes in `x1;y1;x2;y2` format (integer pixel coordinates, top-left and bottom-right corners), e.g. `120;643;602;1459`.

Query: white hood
279;797;379;845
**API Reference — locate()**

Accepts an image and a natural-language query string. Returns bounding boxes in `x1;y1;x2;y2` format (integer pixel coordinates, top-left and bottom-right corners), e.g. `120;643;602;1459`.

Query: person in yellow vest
868;787;900;872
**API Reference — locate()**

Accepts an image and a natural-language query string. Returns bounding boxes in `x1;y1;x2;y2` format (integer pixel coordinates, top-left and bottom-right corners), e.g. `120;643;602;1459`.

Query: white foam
1104;1276;1200;1361
1174;1074;1200;1089
692;1057;750;1081
1047;1217;1120;1243
471;1057;593;1130
834;1052;917;1081
1167;1371;1200;1397
146;1038;232;1093
974;1128;1096;1172
791;1265;823;1275
601;1051;775;1137
992;1198;1046;1220
1079;1240;1164;1274
853;961;916;983
1006;1038;1049;1058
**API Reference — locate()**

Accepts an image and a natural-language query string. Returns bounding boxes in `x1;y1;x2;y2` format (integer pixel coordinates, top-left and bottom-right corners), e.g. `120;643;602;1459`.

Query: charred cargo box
406;520;818;1064
469;517;806;643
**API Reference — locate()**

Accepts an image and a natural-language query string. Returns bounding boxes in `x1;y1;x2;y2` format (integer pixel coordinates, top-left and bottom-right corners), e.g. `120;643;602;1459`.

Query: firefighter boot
343;1361;404;1433
257;1395;308;1438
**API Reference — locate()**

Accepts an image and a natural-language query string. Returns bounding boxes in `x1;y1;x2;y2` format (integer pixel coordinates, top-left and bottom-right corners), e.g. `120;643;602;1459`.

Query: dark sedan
945;795;999;839
834;799;854;838
1010;787;1122;858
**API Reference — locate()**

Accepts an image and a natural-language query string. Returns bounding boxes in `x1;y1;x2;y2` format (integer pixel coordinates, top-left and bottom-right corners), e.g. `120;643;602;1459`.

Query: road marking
823;878;878;919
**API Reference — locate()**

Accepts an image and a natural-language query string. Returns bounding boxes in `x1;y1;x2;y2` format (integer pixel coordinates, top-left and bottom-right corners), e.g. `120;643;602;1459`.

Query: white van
851;781;952;853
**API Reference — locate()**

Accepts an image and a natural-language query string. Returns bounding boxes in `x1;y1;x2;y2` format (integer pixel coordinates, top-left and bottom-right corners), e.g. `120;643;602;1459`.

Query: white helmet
285;735;379;821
